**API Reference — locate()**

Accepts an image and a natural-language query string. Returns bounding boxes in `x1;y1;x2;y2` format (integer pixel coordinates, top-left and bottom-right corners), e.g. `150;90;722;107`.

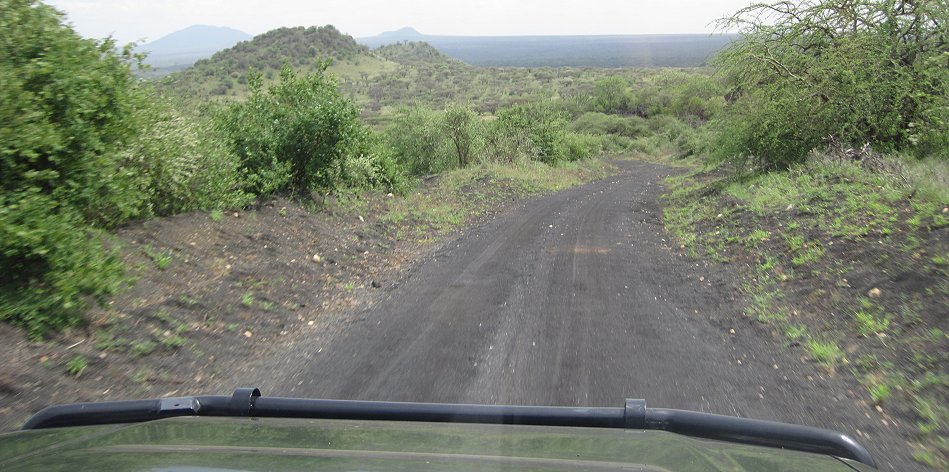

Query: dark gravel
249;160;920;471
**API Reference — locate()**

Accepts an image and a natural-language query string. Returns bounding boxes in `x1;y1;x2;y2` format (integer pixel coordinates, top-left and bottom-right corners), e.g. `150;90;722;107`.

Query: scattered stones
312;254;321;263
867;287;882;298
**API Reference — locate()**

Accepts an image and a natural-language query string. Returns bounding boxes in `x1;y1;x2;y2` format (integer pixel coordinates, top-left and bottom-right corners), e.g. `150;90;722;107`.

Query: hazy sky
45;0;752;44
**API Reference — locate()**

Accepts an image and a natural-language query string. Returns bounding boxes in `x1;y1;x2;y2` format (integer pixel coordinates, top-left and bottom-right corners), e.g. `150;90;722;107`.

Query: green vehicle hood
0;416;870;471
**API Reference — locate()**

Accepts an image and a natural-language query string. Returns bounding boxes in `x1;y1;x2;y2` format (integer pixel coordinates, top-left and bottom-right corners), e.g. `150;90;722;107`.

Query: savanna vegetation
1;0;715;338
663;1;948;466
2;0;946;466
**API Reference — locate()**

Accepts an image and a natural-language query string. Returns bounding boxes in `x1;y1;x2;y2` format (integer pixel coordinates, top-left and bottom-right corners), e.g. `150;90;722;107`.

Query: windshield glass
3;1;946;471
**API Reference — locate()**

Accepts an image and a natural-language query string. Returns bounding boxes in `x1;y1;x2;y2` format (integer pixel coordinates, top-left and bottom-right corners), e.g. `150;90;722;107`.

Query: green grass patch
65;356;88;377
143;245;173;270
854;310;891;337
806;339;843;368
662;157;949;468
380;159;614;242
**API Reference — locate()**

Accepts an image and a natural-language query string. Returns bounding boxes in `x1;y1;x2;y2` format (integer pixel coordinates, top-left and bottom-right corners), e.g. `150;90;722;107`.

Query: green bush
562;133;603;161
714;0;949;168
0;1;153;228
0;189;124;338
442;104;484;168
591;76;633;114
386;105;456;175
570;112;648;138
0;0;151;336
218;64;394;195
496;102;570;165
386;104;487;174
481;118;540;164
124;98;252;215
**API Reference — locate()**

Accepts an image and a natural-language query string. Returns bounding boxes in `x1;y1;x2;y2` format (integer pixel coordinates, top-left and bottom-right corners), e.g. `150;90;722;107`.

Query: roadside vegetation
662;1;948;466
0;0;711;339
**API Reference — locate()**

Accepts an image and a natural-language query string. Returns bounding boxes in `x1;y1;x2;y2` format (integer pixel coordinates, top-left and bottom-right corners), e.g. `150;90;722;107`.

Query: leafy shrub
591;76;633;114
496;102;570;164
386;105;456;175
124;98;252;215
0;0;147;336
481;118;540;164
562;133;603;161
570;112;648;138
0;189;125;338
713;0;949;168
218;64;393;195
442;104;484;168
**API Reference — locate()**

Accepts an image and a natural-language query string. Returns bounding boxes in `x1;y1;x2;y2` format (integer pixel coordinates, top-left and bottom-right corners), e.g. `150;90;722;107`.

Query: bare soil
0;171;539;431
1;158;941;472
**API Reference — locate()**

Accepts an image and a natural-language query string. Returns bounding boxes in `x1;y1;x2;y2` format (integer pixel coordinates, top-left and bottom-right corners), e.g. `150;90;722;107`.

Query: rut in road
273;160;918;471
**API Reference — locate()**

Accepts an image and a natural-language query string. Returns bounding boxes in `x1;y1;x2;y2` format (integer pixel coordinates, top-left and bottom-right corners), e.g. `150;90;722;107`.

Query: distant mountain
359;27;737;67
361;27;427;46
139;25;252;72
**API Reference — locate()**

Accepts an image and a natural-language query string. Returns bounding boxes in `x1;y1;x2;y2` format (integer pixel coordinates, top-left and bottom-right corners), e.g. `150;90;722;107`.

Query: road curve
278;160;917;471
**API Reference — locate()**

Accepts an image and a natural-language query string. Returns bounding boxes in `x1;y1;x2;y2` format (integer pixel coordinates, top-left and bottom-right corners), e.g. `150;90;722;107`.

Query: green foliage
130;340;157;357
570;113;648;138
591;76;633;113
386;105;456;175
122;99;252;215
713;0;949;168
496;102;570;164
65;355;88;377
442;105;483;168
868;381;891;405
0;189;126;338
217;64;400;195
0;1;146;337
0;1;263;338
143;245;172;270
807;339;844;368
854;306;891;337
480;116;541;165
0;0;151;228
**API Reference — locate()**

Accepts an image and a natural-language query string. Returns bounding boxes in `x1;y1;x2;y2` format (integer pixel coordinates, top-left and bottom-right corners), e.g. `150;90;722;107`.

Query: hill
139;25;252;75
373;41;461;67
160;25;398;100
358;28;738;67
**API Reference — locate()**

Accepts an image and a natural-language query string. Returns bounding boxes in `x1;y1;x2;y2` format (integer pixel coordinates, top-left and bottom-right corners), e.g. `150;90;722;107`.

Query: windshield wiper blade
21;388;876;468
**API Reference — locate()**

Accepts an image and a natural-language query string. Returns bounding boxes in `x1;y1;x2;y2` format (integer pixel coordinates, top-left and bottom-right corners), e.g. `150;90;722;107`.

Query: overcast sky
45;0;752;44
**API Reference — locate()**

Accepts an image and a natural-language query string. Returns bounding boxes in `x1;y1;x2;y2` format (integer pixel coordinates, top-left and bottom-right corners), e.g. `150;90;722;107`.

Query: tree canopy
713;0;949;168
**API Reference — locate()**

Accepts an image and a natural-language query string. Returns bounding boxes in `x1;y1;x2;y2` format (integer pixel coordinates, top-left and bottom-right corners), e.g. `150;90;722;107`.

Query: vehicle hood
0;416;871;471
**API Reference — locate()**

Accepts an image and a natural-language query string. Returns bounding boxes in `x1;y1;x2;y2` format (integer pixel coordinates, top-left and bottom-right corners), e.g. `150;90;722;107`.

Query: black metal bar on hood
21;388;876;468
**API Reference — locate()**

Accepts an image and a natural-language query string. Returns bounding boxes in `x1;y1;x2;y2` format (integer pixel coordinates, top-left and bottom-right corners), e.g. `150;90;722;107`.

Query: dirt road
270;160;918;471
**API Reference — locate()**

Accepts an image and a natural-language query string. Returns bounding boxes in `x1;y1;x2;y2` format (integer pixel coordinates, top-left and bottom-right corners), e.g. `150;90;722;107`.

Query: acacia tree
713;0;949;168
591;76;632;114
443;105;482;168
